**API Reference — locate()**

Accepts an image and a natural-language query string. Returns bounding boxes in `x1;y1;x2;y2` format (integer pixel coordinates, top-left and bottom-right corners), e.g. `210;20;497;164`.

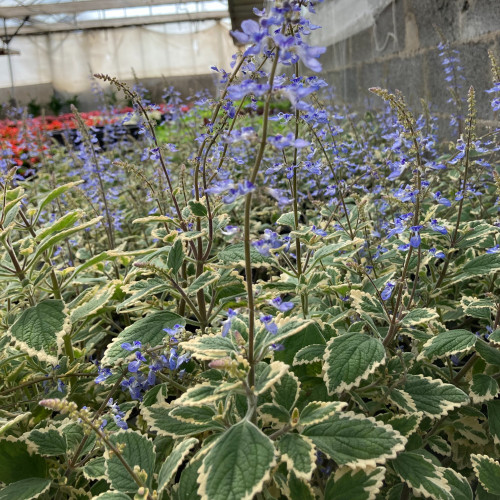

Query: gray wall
310;0;500;130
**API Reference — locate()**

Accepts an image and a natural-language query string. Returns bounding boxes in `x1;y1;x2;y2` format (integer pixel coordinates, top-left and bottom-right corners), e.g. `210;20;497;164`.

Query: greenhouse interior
0;0;499;499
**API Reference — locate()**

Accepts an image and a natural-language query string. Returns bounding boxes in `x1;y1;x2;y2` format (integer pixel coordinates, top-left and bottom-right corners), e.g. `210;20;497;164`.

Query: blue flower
270;343;285;351
121;341;142;351
429;219;447;235
95;366;112;384
409;225;423;248
163;324;184;337
381;281;396;301
113;415;128;429
128;351;147;373
387;218;406;239
433;191;451;207
222;181;256;204
267;133;310;150
270;297;294;312
221;225;239;235
222;308;237;337
486;245;499;254
311;225;328;237
429;248;446;259
260;315;278;335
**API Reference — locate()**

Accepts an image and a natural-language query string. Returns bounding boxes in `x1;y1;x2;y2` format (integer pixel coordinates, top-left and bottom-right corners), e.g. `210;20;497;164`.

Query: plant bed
0;1;499;499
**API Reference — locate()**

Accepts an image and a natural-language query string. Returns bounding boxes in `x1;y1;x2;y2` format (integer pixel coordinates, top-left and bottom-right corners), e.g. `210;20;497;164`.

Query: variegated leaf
302;412;406;468
278;433;315;481
158;438;198;493
197;420;276;500
323;332;385;394
471;454;500;495
403;375;469;419
324;466;386;500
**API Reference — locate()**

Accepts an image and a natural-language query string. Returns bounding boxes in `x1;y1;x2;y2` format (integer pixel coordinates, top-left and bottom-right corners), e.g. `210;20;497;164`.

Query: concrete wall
309;0;500;130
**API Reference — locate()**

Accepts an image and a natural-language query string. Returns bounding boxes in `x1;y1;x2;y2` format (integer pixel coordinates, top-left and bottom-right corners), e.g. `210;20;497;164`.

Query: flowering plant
0;1;499;499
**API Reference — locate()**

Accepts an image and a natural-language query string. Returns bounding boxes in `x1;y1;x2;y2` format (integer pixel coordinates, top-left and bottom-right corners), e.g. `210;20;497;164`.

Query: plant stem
244;48;280;422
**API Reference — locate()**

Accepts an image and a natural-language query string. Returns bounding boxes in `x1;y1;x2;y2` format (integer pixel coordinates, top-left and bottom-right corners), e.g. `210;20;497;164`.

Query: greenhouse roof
0;0;229;36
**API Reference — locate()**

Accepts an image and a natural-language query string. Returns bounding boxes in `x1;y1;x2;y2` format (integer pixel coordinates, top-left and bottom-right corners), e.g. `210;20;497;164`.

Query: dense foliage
1;1;500;499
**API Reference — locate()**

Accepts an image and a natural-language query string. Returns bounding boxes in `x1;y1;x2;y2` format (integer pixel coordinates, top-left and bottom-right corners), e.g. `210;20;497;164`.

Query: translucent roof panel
1;1;229;35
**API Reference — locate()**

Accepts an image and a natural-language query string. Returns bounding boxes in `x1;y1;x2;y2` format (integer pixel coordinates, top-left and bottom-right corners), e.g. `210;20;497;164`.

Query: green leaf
142;403;223;437
173;453;202;500
105;430;156;493
24;427;68;456
35;180;83;221
28;216;103;269
324;466;386;500
418;329;477;362
62;422;96;456
309;238;364;268
489;329;500;345
456;223;497;249
158;438;198;493
254;361;288;395
272;372;300;411
255;317;314;356
487;400;500;445
180;334;238;361
274;321;325;365
259;403;290;426
471;454;500;495
83;457;106;481
286;471;315;500
461;253;500;278
299;401;346;426
218;242;274;268
302;411;406;467
276;211;297;227
187;270;219;295
0;439;47;484
36;209;84;241
470;374;499;404
175;383;222;407
387;388;417;413
476;340;500;366
391;452;453;500
168;239;184;275
442;468;473;500
65;250;112;283
116;277;169;313
400;308;439;327
197;420;276;500
403;374;469;418
293;343;326;365
350;290;388;321
323;332;385;394
427;436;451;456
169;405;216;424
102;310;184;365
461;297;495;320
7;300;70;364
0;478;51;500
94;493;132;500
387;414;423;437
70;284;115;322
278;433;315;481
189;200;208;217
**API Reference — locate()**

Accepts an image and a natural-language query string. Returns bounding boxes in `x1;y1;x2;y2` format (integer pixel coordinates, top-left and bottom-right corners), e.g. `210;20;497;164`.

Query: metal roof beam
2;10;228;36
0;0;216;19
